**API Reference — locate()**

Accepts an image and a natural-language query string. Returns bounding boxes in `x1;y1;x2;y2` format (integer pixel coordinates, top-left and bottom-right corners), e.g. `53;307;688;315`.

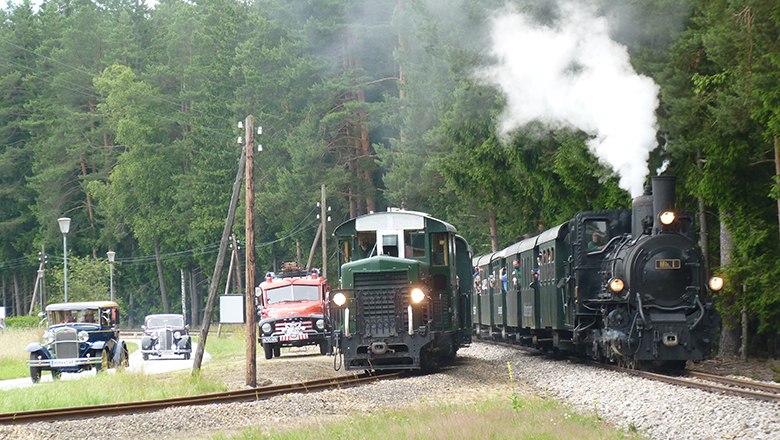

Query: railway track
0;372;401;425
600;364;780;403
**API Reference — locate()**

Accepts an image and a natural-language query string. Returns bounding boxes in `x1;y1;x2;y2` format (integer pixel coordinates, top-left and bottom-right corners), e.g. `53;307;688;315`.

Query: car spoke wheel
29;353;42;383
96;349;109;373
143;353;149;361
118;346;129;370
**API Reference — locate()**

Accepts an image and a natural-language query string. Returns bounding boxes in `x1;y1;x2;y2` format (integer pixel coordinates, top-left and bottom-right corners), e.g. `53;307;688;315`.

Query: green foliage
3;315;40;328
46;256;112;304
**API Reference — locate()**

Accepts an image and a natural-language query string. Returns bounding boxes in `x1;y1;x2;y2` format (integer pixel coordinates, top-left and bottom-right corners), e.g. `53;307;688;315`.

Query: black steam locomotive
328;210;473;371
472;176;722;371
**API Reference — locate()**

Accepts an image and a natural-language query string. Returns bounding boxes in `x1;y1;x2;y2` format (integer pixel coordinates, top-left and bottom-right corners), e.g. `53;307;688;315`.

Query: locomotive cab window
431;232;448;266
356;233;376;259
586;220;608;252
339;240;351;265
404;230;426;258
381;234;399;257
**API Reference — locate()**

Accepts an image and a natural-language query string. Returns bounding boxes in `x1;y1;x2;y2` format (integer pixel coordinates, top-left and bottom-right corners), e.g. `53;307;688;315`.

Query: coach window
431;233;448;266
404;230;426;258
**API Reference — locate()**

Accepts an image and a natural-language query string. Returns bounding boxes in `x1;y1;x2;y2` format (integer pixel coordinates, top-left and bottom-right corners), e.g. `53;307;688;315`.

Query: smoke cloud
478;2;659;197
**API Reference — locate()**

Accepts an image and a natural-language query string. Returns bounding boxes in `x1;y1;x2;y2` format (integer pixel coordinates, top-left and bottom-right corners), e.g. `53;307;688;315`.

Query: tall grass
217;396;645;440
0;370;227;413
0;327;44;380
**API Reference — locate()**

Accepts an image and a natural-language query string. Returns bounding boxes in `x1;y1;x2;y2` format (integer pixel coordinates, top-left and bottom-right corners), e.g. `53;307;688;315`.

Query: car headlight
659;211;675;225
261;322;273;334
332;292;347;307
708;276;724;291
174;331;182;339
410;288;425;304
608;278;624;293
315;319;325;330
78;331;89;343
43;331;54;345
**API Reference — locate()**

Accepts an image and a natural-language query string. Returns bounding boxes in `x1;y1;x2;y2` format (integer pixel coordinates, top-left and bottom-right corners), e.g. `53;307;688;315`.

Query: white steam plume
479;2;659;197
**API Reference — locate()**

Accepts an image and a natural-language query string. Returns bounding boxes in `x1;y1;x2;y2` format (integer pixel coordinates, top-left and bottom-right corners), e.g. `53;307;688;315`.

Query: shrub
5;315;41;328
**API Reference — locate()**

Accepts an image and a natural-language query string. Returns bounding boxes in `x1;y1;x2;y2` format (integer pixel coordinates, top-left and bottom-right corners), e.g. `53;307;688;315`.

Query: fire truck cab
256;263;332;359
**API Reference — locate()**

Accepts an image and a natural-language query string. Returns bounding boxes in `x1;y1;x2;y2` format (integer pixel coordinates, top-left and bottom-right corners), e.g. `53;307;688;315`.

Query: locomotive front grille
53;328;79;359
158;329;174;350
355;270;408;337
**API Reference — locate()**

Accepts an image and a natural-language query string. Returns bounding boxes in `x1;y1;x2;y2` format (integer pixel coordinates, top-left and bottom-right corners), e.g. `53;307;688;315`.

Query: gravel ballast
1;342;778;440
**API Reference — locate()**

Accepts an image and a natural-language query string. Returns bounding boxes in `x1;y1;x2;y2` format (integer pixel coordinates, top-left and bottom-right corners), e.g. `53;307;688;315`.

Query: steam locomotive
472;176;722;371
327;210;473;371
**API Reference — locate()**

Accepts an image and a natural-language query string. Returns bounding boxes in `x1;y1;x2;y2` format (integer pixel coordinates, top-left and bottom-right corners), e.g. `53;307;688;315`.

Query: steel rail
598;364;780;403
0;372;401;425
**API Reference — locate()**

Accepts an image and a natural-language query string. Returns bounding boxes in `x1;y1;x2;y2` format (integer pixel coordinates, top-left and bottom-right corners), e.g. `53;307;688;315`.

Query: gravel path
1;342;778;440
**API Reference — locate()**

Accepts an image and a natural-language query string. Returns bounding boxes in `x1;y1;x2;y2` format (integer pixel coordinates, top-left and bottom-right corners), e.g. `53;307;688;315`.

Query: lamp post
107;251;116;302
57;217;71;303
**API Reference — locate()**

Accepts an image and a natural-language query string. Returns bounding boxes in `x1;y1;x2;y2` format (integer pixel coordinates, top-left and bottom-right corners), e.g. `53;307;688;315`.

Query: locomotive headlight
659;211;676;225
708;276;724;292
332;292;347;307
410;288;426;304
608;278;625;293
261;322;273;334
78;331;89;343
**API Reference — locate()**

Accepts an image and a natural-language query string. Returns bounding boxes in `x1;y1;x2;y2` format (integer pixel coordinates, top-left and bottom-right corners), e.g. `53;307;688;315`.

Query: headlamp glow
708;276;724;291
410;288;425;304
608;278;625;293
659;211;676;225
333;292;347;307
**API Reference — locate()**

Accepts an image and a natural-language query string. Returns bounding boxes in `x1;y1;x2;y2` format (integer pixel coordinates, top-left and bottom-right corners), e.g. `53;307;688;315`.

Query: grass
0;369;227;413
0;327;44;380
214;396;645;440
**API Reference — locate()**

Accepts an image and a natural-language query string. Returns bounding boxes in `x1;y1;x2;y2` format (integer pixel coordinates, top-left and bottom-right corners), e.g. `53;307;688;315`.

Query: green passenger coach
329;209;472;371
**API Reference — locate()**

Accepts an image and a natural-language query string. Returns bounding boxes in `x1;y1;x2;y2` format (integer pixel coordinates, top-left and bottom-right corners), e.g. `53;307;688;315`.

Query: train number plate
655;259;681;270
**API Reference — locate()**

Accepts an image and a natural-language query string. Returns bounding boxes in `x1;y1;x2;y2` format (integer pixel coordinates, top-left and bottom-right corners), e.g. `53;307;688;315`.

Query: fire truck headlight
659;211;676;225
315;319;325;330
708;276;724;291
410;288;425;304
608;278;625;293
333;292;347;307
261;322;273;334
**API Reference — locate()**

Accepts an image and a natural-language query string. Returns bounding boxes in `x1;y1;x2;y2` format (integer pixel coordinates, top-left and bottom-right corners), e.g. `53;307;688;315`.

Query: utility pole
192;140;247;374
320;184;327;279
245;115;257;387
180;269;187;325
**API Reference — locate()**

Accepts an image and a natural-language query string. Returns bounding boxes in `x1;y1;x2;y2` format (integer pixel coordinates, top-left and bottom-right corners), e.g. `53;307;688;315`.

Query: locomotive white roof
353;210;456;233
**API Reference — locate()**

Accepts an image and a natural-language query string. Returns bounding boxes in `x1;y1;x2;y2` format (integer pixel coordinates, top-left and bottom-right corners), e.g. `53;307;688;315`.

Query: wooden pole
321;184;327;279
306;223;322;272
191;141;246;374
245;115;257;387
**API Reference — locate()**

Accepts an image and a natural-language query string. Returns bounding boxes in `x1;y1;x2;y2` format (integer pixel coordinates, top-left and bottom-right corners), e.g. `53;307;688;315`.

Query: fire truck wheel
319;340;331;355
263;343;273;360
273;345;281;357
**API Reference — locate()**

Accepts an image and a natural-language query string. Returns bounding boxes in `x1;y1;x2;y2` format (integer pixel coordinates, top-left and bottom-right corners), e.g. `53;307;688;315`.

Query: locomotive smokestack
651;176;676;233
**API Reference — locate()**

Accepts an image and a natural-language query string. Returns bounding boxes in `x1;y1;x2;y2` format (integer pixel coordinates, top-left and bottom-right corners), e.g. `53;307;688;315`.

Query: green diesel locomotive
329;209;472;371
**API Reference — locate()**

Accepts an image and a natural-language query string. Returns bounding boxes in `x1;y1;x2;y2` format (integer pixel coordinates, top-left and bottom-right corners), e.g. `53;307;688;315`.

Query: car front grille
158;329;174;350
54;328;79;359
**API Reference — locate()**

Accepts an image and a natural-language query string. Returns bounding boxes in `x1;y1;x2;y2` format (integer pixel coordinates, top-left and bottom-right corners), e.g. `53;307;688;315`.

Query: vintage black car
140;314;192;360
26;301;129;383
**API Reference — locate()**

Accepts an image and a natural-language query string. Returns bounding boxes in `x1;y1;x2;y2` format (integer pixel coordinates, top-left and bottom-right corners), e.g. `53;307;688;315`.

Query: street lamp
107;251;116;302
57;217;71;303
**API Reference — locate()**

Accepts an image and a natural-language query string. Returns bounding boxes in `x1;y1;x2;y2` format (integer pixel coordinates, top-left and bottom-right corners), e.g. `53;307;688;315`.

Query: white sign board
0;306;5;319
219;295;245;324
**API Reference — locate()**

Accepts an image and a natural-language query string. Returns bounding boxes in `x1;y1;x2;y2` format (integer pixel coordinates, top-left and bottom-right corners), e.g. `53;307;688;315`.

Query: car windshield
265;285;320;304
48;309;99;325
146;316;184;328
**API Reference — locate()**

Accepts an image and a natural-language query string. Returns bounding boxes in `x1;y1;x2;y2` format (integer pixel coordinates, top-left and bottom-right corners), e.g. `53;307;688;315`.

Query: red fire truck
256;263;331;359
